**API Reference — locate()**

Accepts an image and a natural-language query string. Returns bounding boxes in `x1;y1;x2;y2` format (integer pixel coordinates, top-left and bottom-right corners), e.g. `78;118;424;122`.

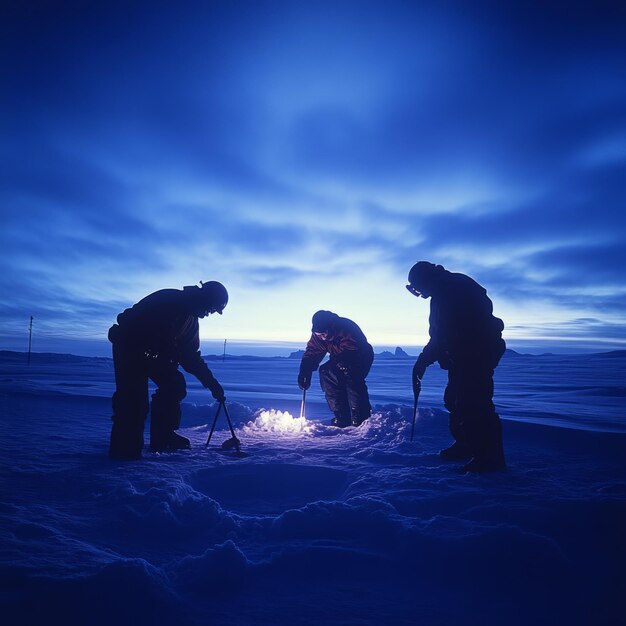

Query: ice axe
205;400;241;453
299;387;307;420
411;376;421;442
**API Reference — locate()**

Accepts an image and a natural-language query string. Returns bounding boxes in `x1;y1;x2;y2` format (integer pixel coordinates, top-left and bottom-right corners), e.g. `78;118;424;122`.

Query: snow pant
444;340;506;465
109;340;187;459
319;354;373;424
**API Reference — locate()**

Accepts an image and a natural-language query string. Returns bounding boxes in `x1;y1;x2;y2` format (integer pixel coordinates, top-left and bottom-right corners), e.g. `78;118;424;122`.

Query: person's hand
209;379;225;402
298;371;311;390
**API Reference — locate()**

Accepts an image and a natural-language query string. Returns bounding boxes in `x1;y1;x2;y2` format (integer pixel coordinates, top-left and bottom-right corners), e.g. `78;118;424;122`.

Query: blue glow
1;0;625;355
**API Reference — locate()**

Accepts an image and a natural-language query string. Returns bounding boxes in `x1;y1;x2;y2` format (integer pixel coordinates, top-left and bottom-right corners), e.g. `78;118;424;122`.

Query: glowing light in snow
243;409;314;435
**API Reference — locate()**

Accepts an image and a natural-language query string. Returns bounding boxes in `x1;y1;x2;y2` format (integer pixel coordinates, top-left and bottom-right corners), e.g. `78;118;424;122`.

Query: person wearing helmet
407;262;506;472
107;281;228;460
298;310;374;427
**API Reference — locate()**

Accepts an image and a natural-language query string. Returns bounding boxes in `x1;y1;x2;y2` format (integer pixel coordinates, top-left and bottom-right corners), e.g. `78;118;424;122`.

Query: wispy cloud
1;0;625;353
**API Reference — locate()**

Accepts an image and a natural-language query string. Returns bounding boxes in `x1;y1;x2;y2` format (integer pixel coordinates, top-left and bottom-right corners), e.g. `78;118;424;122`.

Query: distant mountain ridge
290;347;412;359
2;348;626;363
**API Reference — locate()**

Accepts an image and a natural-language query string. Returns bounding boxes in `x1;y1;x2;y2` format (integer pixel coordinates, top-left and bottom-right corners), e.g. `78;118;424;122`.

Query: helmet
200;281;228;314
408;261;437;286
407;262;443;298
312;310;338;333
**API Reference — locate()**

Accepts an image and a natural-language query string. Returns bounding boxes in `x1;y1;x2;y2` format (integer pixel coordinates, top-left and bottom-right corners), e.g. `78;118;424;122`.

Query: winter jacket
108;287;218;388
419;271;505;370
299;315;374;377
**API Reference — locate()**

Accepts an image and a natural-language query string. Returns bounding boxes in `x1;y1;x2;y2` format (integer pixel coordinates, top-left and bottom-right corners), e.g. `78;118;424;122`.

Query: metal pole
411;378;421;442
299;388;307;420
205;402;223;447
27;316;33;365
223;339;227;361
205;401;241;453
221;403;241;453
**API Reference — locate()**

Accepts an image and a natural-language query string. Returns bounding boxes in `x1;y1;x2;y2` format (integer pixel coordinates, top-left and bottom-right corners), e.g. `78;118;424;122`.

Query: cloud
506;317;626;351
1;0;625;352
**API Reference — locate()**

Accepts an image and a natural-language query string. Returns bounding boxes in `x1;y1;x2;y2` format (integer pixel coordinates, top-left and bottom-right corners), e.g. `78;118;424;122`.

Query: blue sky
1;0;625;356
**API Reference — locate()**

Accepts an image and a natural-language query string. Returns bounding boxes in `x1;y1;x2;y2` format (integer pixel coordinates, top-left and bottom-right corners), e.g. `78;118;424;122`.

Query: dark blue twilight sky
1;0;625;356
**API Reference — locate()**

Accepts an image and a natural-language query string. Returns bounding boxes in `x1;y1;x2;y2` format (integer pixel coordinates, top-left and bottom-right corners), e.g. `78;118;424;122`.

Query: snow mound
173;540;249;592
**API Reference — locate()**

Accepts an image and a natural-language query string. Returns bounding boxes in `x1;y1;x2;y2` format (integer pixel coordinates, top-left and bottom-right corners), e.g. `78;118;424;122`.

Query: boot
462;453;505;473
168;431;191;450
439;441;473;460
462;416;505;472
329;412;352;428
150;430;191;452
461;441;505;473
109;422;143;460
351;413;370;427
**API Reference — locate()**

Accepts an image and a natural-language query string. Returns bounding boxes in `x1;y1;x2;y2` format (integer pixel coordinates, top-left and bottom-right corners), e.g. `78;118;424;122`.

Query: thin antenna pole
27;316;33;365
222;339;227;361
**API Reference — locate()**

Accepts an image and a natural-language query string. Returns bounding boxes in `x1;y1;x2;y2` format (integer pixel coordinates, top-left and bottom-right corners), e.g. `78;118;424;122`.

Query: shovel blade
221;436;241;450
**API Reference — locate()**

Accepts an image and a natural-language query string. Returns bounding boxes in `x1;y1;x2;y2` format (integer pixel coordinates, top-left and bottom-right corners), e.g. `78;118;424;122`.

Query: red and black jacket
299;315;374;377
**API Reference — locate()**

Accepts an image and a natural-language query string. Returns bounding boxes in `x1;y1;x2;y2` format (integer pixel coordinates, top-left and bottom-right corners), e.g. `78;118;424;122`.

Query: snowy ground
1;350;625;625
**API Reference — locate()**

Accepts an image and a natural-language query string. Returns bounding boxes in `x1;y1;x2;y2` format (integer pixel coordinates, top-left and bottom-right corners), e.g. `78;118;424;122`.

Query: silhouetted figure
407;262;506;472
298;310;374;427
108;281;228;460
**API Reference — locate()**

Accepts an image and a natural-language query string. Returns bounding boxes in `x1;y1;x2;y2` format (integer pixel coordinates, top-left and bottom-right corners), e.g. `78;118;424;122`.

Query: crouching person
108;281;228;460
298;310;374;427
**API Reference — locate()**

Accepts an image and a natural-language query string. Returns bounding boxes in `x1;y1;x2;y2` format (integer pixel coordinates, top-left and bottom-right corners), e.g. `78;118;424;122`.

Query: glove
298;371;311;390
413;358;426;385
209;379;225;402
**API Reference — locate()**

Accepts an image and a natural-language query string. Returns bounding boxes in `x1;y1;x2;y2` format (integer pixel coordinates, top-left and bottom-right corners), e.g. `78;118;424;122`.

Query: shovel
205;400;241;453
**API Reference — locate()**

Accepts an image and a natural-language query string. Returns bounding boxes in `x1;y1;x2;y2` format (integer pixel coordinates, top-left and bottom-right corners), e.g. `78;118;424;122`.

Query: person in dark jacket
108;281;228;460
407;262;506;472
298;310;374;427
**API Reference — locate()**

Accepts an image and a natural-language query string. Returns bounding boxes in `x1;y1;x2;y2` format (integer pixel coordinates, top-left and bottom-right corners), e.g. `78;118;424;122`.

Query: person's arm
180;350;225;401
414;298;441;381
413;338;439;381
298;334;327;389
177;318;225;401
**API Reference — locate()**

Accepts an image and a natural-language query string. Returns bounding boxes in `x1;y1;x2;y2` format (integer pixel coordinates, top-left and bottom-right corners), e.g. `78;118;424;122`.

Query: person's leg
109;343;148;460
440;369;473;460
149;360;189;451
345;356;373;426
455;367;505;471
319;361;351;427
